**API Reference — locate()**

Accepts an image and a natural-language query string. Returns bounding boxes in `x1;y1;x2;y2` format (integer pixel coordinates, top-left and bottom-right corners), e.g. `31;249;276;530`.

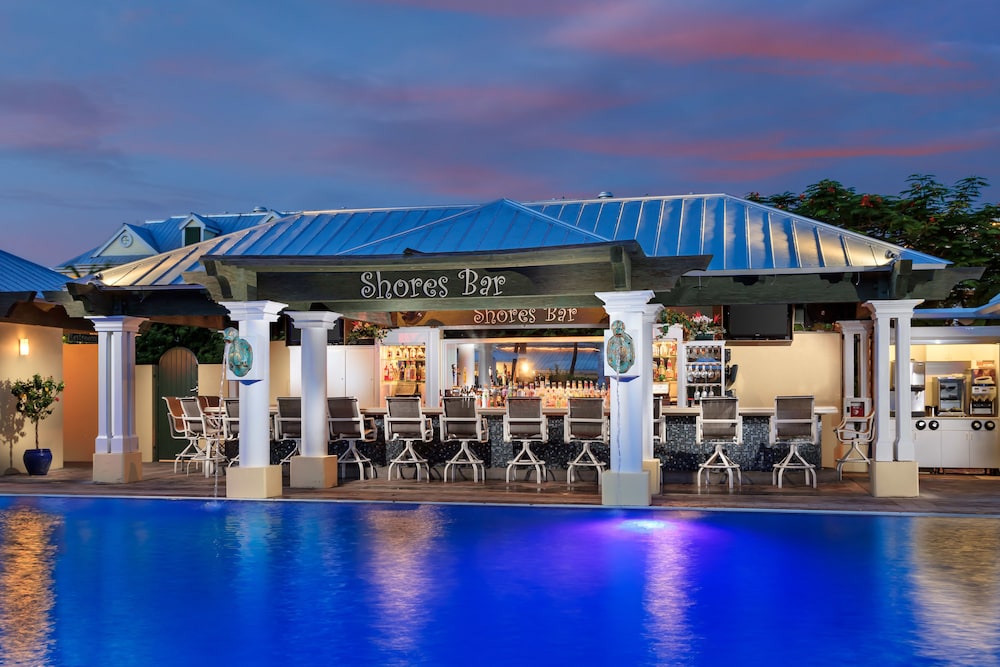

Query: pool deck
1;463;999;516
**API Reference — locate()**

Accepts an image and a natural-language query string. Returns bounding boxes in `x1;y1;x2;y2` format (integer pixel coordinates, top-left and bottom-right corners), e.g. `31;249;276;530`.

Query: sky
1;0;998;268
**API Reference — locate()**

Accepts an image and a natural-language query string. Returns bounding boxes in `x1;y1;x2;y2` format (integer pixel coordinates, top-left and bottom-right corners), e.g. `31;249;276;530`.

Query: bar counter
303;403;838;478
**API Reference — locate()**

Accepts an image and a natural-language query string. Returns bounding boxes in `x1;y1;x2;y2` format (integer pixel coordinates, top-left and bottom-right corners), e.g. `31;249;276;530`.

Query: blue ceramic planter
23;448;53;476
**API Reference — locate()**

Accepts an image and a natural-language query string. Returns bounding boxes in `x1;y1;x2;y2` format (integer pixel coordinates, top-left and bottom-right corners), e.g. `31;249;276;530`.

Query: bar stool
440;396;488;483
275;396;302;464
328;396;378;481
503;397;549;484
771;395;818;488
696;397;742;489
564;397;608;485
652;395;666;446
385;396;434;482
835;397;874;480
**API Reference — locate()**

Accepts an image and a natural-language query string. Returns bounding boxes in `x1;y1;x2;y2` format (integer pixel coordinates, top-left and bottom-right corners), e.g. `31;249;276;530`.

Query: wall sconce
19;338;29;356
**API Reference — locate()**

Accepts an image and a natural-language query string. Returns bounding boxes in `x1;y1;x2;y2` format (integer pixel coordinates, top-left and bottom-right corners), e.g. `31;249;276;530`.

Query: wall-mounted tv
723;304;794;341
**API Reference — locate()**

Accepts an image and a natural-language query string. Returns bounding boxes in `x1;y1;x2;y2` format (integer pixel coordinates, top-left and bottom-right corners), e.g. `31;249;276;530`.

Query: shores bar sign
360;268;515;299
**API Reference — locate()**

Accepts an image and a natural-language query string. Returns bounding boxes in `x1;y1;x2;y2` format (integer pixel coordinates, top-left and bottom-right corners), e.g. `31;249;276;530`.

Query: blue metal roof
0;249;69;294
55;209;289;274
91;193;951;289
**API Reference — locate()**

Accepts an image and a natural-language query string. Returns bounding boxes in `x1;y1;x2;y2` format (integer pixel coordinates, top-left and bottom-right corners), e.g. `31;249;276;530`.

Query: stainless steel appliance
936;376;967;416
891;360;926;417
970;376;996;416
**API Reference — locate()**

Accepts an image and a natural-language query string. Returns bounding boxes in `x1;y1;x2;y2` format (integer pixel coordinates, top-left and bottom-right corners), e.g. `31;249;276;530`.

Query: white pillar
839;320;873;399
287;312;342;457
641;304;662;495
88;315;146;484
221;300;286;498
596;290;655;506
863;299;923;498
287;311;342;489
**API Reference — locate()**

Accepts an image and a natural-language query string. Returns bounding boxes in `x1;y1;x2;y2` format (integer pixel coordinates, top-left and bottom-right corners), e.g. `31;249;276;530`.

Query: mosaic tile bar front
275;412;820;480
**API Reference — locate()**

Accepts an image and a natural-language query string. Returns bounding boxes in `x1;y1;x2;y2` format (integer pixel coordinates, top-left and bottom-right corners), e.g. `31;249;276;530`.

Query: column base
93;451;143;484
870;460;919;497
226;465;283;499
642;458;662;496
289;455;339;489
601;471;651;507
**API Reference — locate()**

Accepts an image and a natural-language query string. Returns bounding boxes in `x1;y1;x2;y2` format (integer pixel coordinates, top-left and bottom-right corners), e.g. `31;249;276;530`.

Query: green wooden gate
154;347;199;462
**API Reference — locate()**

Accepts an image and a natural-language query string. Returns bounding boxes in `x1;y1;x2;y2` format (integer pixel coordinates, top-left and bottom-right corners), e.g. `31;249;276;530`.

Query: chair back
179;396;207;436
441;396;485;441
837;397;874;443
697;397;741;444
223;398;240;439
163;396;188;438
504;397;547;441
565;397;607;443
197;395;221;411
275;396;302;440
386;396;432;441
652;395;666;444
771;395;816;444
328;397;374;441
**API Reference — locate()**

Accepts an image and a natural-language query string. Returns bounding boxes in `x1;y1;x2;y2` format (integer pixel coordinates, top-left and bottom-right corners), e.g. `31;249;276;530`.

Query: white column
596;290;655;506
90;316;144;454
221;301;285;498
288;312;342;457
640;304;660;459
863;299;922;498
864;300;922;461
839;320;873;399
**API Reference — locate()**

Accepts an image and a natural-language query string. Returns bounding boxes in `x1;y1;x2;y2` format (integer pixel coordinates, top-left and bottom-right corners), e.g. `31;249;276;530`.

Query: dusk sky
2;0;998;268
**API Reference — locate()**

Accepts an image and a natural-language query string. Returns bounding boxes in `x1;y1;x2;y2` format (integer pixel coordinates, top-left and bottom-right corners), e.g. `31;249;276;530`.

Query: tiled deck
2;463;999;516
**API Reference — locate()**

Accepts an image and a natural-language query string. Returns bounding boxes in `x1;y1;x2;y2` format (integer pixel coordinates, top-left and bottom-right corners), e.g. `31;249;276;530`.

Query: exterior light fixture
19;338;29;356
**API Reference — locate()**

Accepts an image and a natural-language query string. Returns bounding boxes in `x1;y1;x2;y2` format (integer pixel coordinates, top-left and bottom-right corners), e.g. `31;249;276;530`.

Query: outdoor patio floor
1;463;999;516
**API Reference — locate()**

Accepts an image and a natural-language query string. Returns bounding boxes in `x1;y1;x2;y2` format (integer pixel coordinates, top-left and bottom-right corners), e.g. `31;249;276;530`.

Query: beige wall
0;323;65;472
727;331;843;467
63;342;98;463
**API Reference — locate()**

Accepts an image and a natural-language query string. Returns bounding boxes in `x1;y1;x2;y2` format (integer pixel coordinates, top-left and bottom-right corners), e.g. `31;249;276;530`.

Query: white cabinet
969;425;1000;468
914;426;942;468
911;418;999;469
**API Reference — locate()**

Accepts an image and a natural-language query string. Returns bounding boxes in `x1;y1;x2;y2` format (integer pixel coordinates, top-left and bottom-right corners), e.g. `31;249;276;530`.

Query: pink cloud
549;4;956;69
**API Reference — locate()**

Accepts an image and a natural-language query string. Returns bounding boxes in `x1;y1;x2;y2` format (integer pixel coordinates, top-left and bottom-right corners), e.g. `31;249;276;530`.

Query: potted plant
346;321;388;345
10;374;65;476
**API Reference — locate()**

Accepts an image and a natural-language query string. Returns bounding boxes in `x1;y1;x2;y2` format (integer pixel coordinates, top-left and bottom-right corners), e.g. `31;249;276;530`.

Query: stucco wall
0;323;65;472
63;342;98;463
727;331;843;467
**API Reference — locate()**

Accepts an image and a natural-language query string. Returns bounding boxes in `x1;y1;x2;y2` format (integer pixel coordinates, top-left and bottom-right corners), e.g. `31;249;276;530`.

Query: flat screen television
723;304;793;341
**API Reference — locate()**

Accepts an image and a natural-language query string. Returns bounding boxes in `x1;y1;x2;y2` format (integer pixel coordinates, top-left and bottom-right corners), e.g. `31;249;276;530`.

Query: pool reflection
0;506;61;666
910;517;1000;665
364;506;445;654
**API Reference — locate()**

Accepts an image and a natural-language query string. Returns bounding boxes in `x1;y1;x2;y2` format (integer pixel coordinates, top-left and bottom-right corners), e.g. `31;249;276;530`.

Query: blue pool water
0;496;998;667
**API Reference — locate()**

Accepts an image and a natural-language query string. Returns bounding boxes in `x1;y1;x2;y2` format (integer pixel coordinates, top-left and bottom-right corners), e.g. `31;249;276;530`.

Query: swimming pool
0;496;997;667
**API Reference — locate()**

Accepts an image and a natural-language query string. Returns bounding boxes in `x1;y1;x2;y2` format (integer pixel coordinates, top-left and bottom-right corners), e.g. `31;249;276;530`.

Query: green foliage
749;175;1000;307
10;374;65;449
136;323;224;364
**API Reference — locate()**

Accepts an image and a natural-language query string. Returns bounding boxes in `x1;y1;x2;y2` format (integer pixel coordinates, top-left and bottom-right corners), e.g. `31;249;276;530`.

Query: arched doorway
154;347;198;462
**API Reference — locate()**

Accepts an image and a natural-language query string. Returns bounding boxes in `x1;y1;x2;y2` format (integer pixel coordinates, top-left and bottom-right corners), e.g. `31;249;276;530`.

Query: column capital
863;299;924;319
220;300;286;322
595;290;655;312
287;311;343;329
838;319;873;335
85;315;146;333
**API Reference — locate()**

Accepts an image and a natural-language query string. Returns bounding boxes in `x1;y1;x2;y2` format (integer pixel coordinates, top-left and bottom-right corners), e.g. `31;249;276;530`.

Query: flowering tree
747;174;1000;307
10;374;65;450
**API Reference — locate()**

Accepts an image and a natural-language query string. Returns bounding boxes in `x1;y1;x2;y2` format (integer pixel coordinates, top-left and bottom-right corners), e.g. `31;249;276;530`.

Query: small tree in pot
10;374;65;475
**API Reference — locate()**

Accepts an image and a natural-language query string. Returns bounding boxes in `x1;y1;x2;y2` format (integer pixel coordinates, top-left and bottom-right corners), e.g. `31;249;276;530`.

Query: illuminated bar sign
360;268;523;299
396;307;609;328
